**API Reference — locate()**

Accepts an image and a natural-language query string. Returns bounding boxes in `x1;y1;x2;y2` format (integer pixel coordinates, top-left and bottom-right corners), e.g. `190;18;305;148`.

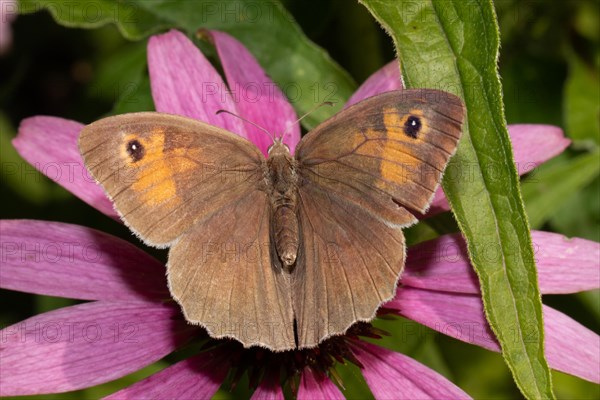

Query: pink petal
391;288;500;353
391;287;600;383
426;190;451;217
426;124;571;216
531;231;600;294
510;125;571;175
105;349;228;400
350;341;471;399
210;30;300;155
402;231;600;294
543;305;600;384
0;301;195;396
148;30;246;137
402;233;479;293
298;368;344;400
12;117;117;219
345;61;403;107
251;377;284;400
0;220;168;301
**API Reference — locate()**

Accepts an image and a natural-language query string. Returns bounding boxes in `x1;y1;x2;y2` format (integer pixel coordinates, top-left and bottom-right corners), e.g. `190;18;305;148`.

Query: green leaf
552;369;600;400
335;362;374;400
86;41;155;115
564;53;600;149
549;173;600;242
35;294;75;314
359;1;554;398
573;0;600;42
443;342;520;399
411;335;454;382
522;151;600;229
18;0;171;39
577;290;600;320
88;42;146;104
423;212;460;235
18;0;356;128
111;75;155;115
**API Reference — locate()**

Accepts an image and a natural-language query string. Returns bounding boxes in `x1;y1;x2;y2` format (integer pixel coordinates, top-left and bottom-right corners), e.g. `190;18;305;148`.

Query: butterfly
79;89;464;351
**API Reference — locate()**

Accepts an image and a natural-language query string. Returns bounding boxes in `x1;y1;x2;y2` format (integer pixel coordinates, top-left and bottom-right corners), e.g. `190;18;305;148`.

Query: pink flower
2;30;597;398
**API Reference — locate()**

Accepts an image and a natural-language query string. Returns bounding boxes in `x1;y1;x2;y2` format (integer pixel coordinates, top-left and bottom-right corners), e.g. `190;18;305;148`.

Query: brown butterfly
79;89;464;351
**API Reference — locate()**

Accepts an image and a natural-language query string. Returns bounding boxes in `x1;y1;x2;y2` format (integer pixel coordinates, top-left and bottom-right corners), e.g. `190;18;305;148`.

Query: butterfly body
79;89;464;351
265;140;300;270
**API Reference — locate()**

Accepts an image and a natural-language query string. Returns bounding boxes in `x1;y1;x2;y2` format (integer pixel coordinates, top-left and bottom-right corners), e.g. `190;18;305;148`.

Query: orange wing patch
371;108;429;189
122;129;198;206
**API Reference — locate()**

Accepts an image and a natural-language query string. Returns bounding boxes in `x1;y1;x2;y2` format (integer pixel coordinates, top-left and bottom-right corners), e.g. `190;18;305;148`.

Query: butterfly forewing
79;112;264;247
296;89;464;215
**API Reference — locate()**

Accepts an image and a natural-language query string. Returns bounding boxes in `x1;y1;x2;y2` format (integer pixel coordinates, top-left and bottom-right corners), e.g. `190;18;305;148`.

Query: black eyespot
404;115;422;138
126;139;144;162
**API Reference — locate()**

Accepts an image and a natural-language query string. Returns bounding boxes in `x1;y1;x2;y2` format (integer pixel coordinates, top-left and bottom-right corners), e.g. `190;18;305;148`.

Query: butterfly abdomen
266;141;300;271
272;204;299;270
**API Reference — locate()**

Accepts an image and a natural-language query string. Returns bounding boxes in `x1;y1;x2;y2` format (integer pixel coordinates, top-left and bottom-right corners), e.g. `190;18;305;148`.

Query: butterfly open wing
293;89;464;347
80;113;295;349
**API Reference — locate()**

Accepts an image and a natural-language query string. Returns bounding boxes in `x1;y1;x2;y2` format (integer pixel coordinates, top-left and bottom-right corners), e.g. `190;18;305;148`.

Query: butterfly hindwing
167;190;296;350
293;183;406;347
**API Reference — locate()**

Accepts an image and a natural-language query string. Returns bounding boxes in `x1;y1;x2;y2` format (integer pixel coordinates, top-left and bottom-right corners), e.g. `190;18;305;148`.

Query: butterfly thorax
265;140;300;271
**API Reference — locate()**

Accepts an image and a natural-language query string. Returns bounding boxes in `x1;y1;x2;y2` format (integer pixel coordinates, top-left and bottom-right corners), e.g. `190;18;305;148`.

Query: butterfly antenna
281;101;335;142
216;109;275;142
